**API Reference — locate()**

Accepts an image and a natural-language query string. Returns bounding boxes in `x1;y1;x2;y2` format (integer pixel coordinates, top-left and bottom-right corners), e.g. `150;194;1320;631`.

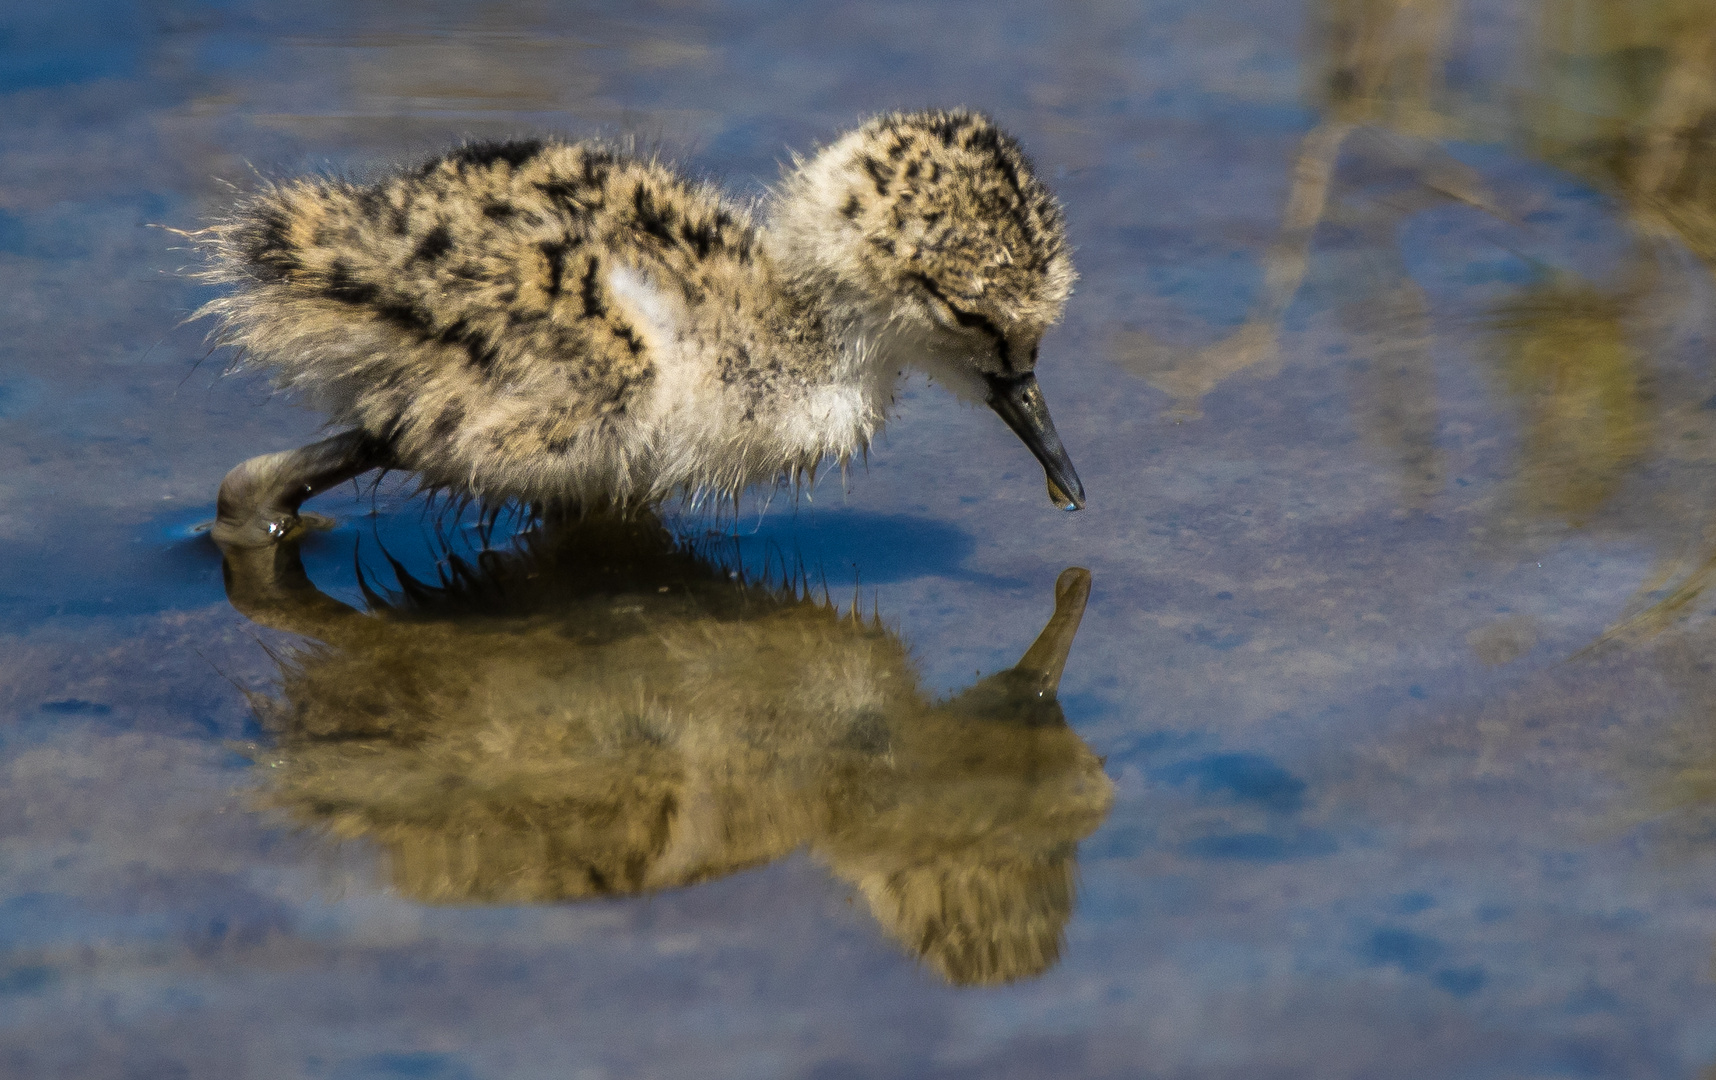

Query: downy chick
196;110;1085;547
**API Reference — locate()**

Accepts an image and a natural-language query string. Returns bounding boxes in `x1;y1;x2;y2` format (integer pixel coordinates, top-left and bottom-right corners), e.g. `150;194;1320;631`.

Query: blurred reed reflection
1117;0;1716;647
1484;276;1648;527
1521;3;1716;645
1312;0;1460;136
220;519;1112;987
1111;0;1495;497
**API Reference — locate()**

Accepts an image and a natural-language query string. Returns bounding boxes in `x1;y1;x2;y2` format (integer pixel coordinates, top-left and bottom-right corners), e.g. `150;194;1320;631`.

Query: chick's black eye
921;291;956;323
908;273;957;318
909;273;1008;352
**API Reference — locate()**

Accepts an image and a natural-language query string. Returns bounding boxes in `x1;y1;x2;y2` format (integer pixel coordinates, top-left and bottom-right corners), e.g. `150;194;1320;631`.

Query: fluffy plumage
196;110;1085;545
199;141;859;505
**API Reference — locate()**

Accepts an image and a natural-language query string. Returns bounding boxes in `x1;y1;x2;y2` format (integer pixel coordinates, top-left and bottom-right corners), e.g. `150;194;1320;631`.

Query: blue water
8;1;1716;1077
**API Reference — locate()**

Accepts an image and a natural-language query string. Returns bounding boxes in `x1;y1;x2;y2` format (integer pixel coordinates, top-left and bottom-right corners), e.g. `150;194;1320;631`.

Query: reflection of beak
946;566;1093;720
985;373;1086;511
1014;567;1092;698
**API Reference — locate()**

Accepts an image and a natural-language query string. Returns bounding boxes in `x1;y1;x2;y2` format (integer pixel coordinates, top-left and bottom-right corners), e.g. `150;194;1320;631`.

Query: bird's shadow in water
210;486;1020;610
219;513;1113;987
733;508;1026;588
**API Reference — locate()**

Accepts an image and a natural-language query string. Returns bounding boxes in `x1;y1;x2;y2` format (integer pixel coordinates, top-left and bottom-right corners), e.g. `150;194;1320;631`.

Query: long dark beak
985;373;1086;511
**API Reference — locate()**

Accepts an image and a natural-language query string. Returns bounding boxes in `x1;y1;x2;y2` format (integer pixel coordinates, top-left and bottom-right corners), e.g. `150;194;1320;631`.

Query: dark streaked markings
466;335;499;369
322;261;380;305
243;205;299;282
909;272;1012;369
861;156;891;196
632;184;676;243
482;201;518;220
459;327;501;370
534;181;582;202
354;186;385;220
430;403;465;440
580;150;616;187
437;319;501;372
677;209;732;259
926;114;971;147
539;240;569;297
613;320;645;356
580;257;605;319
594;366;649;413
956;123;1036;237
412;224;453;262
443;139;544;171
373;301;435;335
840;195;862;220
373;410;409;449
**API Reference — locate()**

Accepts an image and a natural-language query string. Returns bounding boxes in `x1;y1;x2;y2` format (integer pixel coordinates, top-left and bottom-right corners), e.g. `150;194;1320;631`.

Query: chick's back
201;140;768;498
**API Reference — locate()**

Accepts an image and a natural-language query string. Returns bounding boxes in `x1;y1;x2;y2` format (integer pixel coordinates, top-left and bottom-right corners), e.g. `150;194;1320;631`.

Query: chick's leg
211;430;389;548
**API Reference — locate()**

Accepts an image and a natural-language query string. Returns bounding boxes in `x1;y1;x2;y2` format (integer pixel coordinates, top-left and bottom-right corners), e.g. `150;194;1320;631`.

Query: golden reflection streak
1485;277;1648;528
1530;5;1716;645
1110;120;1348;419
221;518;1113;988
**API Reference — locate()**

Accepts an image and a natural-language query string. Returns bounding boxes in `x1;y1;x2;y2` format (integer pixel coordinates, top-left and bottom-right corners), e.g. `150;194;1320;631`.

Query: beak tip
1047;477;1086;512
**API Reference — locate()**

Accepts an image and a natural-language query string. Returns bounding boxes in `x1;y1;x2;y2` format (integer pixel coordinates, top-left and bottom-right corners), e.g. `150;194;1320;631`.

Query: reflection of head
855;853;1076;987
822;654;1115;985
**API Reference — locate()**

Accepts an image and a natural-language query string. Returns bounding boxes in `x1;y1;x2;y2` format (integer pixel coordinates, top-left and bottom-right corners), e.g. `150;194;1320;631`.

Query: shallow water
8;0;1716;1076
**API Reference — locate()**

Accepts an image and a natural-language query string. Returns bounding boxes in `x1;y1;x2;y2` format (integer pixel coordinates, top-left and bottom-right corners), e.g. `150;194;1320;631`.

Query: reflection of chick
226;518;1112;986
195;110;1086;549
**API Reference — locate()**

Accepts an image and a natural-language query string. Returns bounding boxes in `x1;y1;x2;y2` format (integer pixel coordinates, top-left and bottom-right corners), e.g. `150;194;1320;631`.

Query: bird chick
195;110;1085;546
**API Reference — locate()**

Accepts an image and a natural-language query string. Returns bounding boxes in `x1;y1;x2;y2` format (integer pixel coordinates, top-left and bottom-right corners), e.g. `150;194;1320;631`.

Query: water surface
8;1;1716;1076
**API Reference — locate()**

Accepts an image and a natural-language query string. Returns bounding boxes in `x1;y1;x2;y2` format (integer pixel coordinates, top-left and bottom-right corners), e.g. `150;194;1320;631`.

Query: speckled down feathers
198;140;852;506
771;109;1076;366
